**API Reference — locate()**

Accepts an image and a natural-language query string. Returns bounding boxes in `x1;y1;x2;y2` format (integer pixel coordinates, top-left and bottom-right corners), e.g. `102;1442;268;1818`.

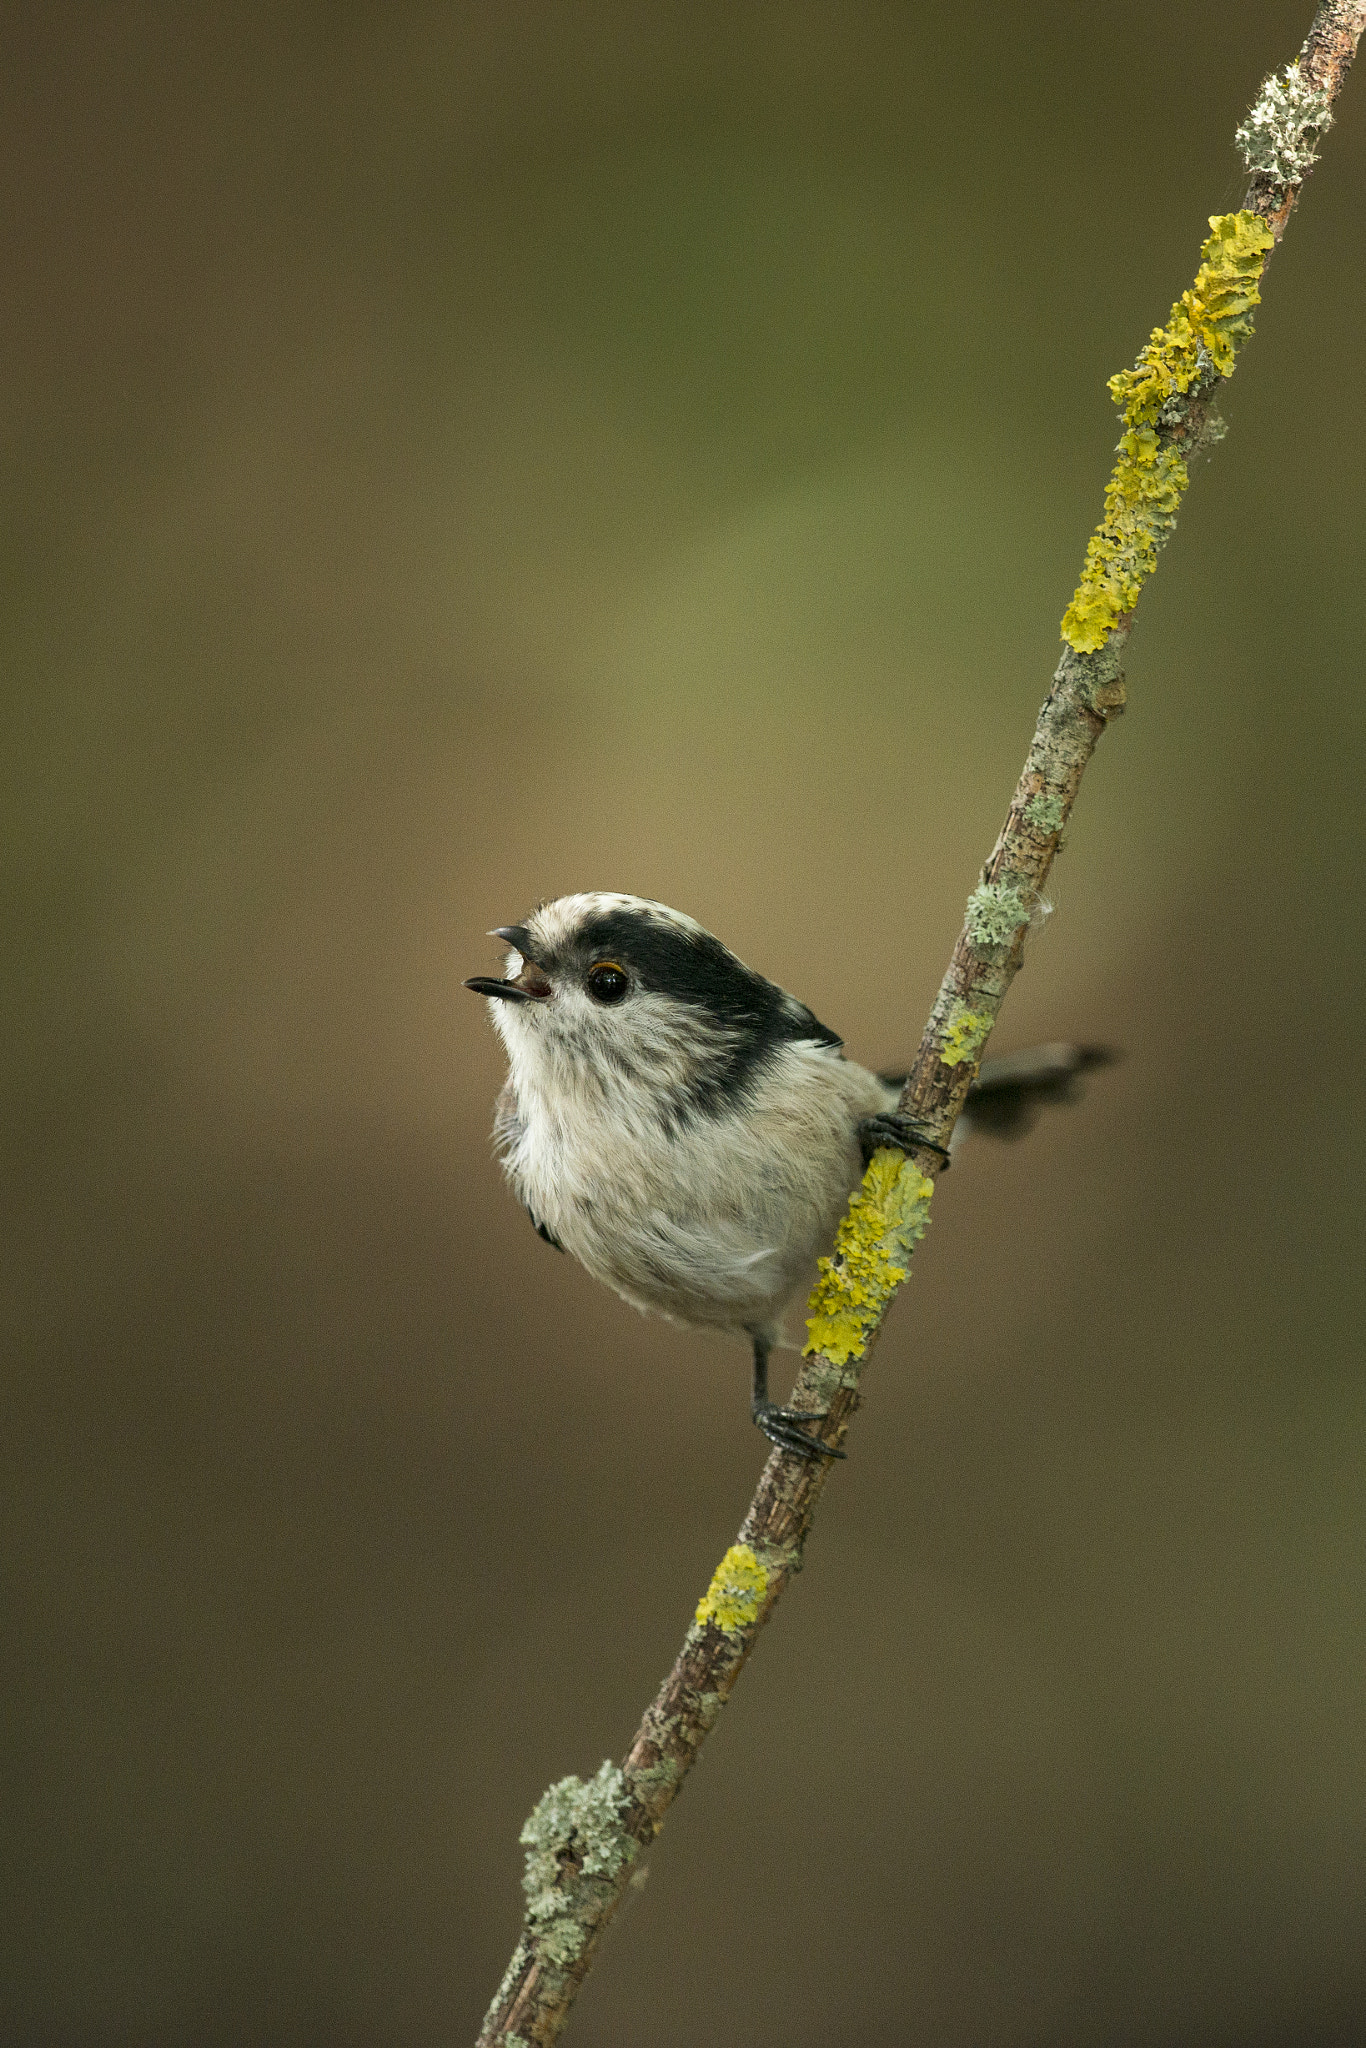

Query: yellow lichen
940;1001;993;1068
1061;211;1275;652
695;1543;768;1633
803;1151;935;1367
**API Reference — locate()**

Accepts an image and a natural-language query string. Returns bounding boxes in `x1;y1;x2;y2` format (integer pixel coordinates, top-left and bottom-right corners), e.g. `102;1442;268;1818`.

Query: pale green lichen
541;1922;585;1966
965;880;1034;948
803;1151;934;1367
1024;792;1067;834
1060;638;1127;718
800;1351;861;1407
1236;61;1332;184
519;1761;636;1964
1061;211;1275;653
940;999;993;1068
630;1756;681;1804
482;1941;533;2039
1200;406;1228;449
694;1543;768;1633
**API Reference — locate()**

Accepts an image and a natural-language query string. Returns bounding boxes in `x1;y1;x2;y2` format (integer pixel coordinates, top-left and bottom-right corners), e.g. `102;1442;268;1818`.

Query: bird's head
465;892;841;1119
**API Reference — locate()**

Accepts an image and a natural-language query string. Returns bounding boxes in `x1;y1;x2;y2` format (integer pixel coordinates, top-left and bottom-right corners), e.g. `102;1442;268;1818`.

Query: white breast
496;1034;893;1347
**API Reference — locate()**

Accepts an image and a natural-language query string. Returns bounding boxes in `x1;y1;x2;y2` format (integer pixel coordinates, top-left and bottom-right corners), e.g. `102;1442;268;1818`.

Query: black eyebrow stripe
569;908;843;1047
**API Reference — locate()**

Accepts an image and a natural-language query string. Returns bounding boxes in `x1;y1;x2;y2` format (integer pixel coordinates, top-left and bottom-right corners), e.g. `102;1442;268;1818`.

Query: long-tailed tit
467;893;1108;1459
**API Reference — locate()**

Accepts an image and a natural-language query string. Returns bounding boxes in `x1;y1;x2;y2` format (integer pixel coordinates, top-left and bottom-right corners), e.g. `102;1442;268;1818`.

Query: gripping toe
858;1113;951;1169
752;1400;845;1461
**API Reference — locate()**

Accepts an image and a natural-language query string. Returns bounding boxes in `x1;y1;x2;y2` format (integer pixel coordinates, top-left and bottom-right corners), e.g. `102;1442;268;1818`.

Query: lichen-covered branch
476;9;1363;2042
1057;210;1273;654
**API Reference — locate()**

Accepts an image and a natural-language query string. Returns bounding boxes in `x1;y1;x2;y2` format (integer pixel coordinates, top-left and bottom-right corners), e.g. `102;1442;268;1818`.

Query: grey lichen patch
1057;640;1127;718
1196;405;1228;451
629;1756;681;1809
801;1352;862;1407
1237;61;1332;184
519;1761;637;1965
1024;793;1066;834
666;1676;730;1727
541;1918;586;1967
481;1940;533;2041
965;880;1033;948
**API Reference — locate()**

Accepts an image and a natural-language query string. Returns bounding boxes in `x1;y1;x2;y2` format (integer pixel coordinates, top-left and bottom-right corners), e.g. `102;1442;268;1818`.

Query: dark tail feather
961;1043;1117;1140
877;1043;1119;1144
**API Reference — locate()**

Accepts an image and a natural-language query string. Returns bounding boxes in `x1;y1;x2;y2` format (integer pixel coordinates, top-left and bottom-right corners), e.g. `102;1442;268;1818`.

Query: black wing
528;1208;565;1252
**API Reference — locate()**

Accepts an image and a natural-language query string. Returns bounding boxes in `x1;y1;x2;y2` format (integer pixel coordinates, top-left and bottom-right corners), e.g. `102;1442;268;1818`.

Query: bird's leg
750;1335;844;1460
858;1113;951;1169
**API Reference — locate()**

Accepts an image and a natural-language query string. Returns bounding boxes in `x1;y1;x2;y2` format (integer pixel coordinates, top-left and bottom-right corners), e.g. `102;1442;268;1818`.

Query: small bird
466;893;1109;1459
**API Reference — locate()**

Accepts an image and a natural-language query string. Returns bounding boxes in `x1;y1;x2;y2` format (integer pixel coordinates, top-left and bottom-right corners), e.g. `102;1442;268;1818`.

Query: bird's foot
752;1400;845;1461
858;1112;951;1170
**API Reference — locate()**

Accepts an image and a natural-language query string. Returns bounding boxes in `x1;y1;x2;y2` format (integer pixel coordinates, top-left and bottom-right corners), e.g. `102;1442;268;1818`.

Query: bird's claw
752;1400;845;1460
858;1112;951;1169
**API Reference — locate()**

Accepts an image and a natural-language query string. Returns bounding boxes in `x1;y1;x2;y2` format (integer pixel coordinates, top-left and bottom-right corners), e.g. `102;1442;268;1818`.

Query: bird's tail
879;1043;1117;1148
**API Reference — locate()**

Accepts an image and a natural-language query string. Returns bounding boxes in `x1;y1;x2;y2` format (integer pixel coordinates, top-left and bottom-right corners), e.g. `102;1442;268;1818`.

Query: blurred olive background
3;4;1364;2044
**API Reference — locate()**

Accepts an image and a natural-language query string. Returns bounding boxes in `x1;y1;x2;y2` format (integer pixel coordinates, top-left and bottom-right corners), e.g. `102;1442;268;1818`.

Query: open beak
464;928;554;1003
464;975;547;1003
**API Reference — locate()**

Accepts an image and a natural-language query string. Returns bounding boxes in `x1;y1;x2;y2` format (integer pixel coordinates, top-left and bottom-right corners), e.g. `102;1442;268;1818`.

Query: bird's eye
586;961;629;1004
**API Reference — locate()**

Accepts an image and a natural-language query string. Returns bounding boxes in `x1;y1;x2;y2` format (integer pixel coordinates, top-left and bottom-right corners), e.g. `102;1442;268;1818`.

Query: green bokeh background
4;6;1364;2043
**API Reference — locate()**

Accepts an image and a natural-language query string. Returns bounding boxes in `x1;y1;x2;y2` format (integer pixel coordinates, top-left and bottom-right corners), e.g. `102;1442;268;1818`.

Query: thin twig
477;8;1364;2041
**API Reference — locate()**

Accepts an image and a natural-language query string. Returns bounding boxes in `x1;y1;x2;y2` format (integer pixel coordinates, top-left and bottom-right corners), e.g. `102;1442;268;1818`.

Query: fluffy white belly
499;1041;892;1345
